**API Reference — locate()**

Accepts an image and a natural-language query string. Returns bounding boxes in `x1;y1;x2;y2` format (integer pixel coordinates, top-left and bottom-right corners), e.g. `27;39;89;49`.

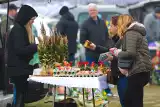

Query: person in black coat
7;5;38;107
80;3;110;64
56;6;79;63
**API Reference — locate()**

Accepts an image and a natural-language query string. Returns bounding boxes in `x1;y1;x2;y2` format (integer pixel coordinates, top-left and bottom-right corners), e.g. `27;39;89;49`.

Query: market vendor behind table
7;5;38;107
80;3;112;63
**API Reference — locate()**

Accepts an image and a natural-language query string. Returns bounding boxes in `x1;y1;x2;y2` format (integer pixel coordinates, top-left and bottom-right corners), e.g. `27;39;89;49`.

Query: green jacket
118;22;152;76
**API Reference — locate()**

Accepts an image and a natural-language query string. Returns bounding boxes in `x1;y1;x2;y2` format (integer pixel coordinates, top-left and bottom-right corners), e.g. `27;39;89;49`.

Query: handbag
107;71;119;85
118;35;133;69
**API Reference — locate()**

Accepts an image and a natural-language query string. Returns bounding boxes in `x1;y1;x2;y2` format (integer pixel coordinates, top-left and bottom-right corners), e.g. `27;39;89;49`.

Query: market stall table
28;76;108;107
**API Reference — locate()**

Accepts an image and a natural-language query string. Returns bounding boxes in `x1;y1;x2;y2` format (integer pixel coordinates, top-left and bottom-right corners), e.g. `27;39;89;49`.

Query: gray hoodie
144;12;160;42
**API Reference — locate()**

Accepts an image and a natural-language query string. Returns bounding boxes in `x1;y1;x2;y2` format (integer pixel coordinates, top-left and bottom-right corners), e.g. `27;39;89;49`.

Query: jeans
85;56;98;65
13;86;16;104
117;76;127;107
68;53;75;65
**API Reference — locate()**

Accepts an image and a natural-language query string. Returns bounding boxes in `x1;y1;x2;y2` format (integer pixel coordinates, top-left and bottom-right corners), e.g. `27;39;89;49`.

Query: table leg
64;87;67;100
53;85;56;107
64;87;67;107
92;88;95;107
82;88;85;107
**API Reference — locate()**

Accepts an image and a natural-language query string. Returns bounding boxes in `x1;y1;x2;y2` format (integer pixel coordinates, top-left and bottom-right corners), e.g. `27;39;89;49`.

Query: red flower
69;62;73;66
63;61;68;66
98;61;104;66
91;62;95;67
84;61;89;65
67;63;71;67
58;66;61;70
77;62;83;67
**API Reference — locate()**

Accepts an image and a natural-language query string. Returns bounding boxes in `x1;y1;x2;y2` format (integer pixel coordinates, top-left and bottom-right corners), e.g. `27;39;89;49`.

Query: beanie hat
59;6;69;16
9;4;18;10
155;7;160;13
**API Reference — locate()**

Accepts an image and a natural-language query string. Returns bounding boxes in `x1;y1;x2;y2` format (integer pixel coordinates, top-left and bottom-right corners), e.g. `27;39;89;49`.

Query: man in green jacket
0;4;18;89
0;4;17;106
1;4;18;43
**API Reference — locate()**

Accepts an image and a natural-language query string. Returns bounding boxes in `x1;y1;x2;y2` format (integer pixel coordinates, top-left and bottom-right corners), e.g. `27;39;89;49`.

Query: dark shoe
6;103;12;107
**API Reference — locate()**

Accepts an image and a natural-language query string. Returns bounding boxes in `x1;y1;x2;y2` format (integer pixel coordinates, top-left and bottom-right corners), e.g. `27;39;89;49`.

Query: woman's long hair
117;14;134;37
25;23;35;44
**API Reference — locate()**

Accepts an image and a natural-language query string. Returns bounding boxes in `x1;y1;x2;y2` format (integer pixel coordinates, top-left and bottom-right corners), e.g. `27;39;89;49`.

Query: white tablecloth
28;76;108;90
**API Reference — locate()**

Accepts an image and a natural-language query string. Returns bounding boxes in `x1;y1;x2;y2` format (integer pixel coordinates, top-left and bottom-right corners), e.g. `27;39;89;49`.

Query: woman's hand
119;68;128;76
106;53;113;61
109;48;122;56
89;43;96;50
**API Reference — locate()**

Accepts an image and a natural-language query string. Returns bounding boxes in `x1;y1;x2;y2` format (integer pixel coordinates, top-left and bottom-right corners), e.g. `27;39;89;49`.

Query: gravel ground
0;91;13;107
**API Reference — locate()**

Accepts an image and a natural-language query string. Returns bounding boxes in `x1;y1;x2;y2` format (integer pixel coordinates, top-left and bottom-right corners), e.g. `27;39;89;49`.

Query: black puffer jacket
7;5;38;77
56;12;79;54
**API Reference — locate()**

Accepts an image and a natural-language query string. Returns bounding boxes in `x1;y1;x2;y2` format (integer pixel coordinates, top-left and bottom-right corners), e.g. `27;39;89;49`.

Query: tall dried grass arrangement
38;23;68;68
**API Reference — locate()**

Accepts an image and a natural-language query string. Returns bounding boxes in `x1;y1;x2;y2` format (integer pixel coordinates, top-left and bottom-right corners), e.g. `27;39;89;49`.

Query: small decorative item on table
47;68;54;76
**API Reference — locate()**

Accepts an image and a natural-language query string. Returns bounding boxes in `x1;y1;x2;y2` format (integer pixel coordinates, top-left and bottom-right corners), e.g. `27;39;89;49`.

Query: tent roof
0;0;17;4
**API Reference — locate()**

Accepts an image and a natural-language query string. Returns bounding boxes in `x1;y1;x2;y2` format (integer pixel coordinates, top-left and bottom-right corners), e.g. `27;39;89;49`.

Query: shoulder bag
118;35;134;69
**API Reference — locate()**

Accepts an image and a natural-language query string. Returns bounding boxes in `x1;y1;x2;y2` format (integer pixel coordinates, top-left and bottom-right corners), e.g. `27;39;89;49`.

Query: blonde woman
117;14;152;107
7;5;38;107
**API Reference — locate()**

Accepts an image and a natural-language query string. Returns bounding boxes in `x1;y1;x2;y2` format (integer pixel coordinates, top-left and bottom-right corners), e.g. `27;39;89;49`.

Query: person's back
59;12;78;53
117;15;151;107
144;7;160;42
56;6;79;62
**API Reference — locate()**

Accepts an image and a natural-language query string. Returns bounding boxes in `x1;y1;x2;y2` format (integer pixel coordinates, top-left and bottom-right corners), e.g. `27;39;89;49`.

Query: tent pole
6;0;10;32
3;0;10;95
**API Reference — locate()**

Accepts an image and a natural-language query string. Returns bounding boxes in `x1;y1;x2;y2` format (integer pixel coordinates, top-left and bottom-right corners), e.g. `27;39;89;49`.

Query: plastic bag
29;52;40;65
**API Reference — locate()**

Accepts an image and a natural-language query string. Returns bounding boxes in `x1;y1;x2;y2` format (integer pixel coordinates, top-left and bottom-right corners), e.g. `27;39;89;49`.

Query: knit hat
9;4;18;10
155;7;160;13
59;6;69;15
